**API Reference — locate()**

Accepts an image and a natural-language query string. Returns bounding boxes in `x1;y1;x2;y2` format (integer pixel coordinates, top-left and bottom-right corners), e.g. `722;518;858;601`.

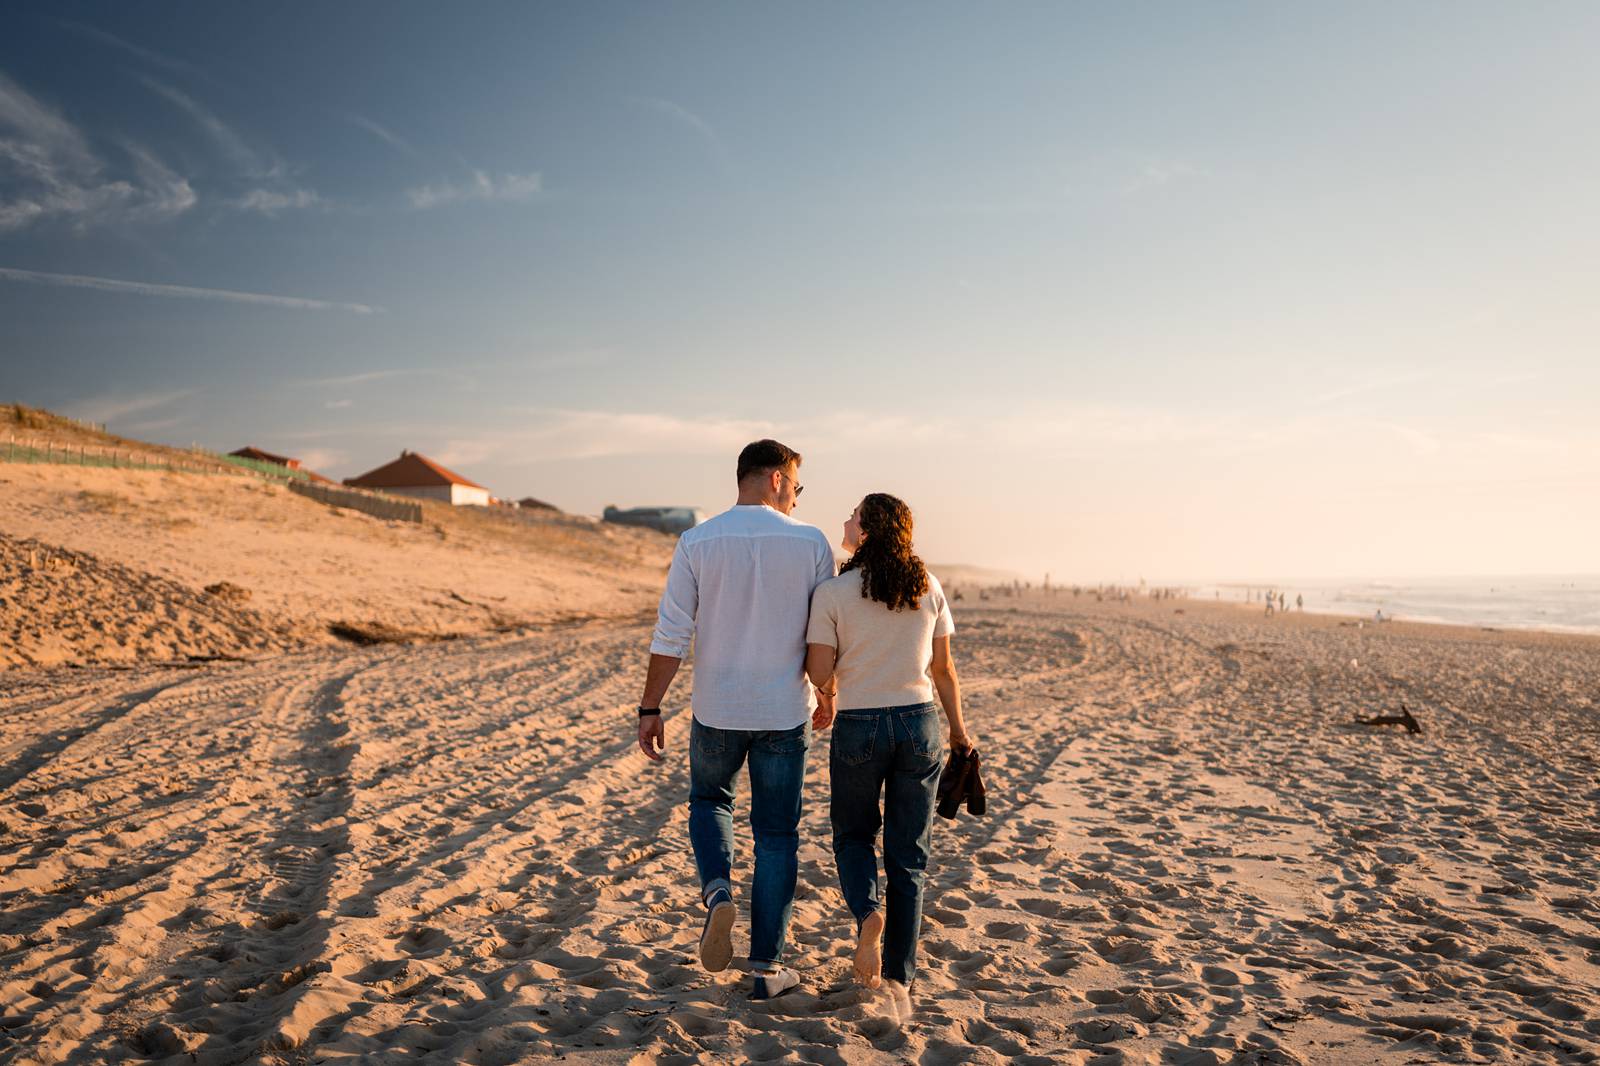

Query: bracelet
638;706;662;718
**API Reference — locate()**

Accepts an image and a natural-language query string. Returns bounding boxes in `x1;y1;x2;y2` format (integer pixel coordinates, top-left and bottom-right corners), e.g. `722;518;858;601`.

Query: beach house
517;496;559;512
227;445;338;484
344;450;492;506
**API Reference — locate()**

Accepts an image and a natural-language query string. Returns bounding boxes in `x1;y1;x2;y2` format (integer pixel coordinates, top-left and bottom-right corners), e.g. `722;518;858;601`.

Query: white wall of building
364;484;489;506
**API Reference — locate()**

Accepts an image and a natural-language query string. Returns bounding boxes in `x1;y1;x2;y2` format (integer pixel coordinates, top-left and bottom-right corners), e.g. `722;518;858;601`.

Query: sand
0;464;672;668
4;582;1599;1063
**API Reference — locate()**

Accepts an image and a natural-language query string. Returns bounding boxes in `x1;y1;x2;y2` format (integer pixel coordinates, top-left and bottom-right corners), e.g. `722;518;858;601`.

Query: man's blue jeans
688;717;811;967
829;701;943;986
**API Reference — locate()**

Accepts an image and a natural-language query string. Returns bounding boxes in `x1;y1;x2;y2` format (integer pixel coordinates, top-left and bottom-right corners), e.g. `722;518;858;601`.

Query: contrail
0;266;380;314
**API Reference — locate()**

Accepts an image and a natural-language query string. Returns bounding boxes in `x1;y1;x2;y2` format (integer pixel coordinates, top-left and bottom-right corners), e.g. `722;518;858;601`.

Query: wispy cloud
296;447;346;471
345;112;419;158
63;28;322;220
1312;369;1432;406
0;71;194;231
0;267;381;314
294;368;472;389
232;187;321;214
121;143;199;220
136;75;274;177
59;21;214;83
0;70;93;165
437;409;774;467
406;170;542;210
60;388;198;426
134;73;322;214
514;348;612;372
992;406;1259;453
629;96;733;176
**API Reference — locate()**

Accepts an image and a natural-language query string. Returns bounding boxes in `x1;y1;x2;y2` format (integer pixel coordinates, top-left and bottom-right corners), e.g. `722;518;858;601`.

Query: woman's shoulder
818;569;864;594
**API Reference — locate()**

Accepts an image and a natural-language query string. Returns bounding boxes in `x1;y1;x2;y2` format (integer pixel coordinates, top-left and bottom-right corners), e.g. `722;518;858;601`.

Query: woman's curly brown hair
840;493;928;612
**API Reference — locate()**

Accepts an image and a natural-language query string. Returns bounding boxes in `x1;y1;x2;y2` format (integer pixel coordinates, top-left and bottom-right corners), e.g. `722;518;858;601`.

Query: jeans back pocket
831;713;880;767
759;721;811;756
692;719;726;756
897;705;940;757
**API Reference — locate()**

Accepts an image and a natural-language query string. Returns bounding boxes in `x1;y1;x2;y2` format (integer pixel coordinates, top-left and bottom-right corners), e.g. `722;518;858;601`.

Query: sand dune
0;532;308;669
3;596;1597;1063
0;464;672;668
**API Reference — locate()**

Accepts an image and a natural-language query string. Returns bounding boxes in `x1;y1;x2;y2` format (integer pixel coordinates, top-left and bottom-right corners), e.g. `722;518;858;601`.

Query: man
636;439;836;1000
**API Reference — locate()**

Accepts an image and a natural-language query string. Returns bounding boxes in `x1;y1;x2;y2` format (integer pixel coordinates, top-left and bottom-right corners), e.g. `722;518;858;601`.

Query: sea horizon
1182;572;1600;636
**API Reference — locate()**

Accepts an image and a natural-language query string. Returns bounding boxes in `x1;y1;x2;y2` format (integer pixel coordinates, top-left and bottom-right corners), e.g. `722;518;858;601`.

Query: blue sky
3;3;1599;580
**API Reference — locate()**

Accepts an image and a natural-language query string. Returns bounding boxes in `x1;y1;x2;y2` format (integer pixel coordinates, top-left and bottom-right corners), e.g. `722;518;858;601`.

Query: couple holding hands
634;439;972;1012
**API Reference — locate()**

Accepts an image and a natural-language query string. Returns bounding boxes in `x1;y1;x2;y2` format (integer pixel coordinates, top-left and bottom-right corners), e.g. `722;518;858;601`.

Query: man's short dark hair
737;439;802;482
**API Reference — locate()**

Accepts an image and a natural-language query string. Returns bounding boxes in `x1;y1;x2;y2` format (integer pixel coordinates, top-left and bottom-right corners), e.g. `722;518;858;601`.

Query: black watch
637;706;662;718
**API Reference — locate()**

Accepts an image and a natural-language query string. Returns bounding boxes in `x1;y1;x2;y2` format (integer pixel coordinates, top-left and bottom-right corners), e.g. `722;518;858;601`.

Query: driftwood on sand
1356;702;1423;735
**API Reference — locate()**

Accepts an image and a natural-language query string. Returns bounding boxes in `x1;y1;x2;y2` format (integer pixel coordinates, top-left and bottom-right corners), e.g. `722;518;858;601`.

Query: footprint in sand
1042;951;1082;976
983;921;1031;942
1200;964;1243;987
963;1017;1030;1055
924;904;969;928
396;924;449;956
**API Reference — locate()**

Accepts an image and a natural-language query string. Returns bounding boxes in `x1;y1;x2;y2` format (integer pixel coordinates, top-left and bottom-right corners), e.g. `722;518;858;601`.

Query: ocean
1191;575;1600;636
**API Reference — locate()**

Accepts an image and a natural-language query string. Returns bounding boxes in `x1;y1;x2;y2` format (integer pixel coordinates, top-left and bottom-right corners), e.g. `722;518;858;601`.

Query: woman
805;493;971;1011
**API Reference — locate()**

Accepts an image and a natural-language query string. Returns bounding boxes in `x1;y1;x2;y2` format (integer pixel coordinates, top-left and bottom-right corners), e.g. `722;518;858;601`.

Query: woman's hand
948;728;972;755
812;690;837;731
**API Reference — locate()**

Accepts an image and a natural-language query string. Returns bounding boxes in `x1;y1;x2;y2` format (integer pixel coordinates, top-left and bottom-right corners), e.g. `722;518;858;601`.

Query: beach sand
4;589;1598;1064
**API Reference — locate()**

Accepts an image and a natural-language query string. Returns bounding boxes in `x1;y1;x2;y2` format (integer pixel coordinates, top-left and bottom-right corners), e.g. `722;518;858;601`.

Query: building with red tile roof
343;450;491;506
517;496;559;512
229;445;338;485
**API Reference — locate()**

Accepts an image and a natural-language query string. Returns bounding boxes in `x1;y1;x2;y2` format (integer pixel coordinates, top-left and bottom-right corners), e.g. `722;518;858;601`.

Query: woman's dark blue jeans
829;701;943;986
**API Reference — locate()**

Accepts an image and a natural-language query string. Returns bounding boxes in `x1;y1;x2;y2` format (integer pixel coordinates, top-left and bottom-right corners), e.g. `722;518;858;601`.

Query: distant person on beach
634;439;835;1000
804;493;972;1018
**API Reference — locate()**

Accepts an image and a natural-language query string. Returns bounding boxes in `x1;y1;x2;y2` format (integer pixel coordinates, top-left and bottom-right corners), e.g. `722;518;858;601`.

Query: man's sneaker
750;966;800;1000
698;889;736;973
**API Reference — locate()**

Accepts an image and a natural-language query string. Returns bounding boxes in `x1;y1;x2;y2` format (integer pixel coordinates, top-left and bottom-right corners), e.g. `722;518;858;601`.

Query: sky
3;2;1598;583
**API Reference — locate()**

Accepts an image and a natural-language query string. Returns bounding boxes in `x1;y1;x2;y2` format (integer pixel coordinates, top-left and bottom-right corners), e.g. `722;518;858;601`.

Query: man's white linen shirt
650;504;836;730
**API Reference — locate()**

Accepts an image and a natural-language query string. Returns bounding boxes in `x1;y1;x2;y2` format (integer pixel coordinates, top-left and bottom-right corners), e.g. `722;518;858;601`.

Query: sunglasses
779;470;804;497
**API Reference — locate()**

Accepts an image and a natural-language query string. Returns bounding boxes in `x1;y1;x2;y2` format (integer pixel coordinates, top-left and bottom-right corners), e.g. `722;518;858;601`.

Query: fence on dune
3;433;423;523
0;434;317;481
287;479;422;523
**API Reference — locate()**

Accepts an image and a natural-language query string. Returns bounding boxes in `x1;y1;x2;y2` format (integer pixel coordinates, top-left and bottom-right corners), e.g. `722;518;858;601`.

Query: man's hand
638;714;665;761
636;654;681;763
812;690;837;731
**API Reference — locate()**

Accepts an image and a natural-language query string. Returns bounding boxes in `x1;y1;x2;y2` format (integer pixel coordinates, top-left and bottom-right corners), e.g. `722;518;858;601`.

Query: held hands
812;689;837;731
638;714;665;762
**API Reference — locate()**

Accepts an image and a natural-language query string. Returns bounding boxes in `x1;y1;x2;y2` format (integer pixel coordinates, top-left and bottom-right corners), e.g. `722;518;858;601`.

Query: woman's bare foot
853;910;884;988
